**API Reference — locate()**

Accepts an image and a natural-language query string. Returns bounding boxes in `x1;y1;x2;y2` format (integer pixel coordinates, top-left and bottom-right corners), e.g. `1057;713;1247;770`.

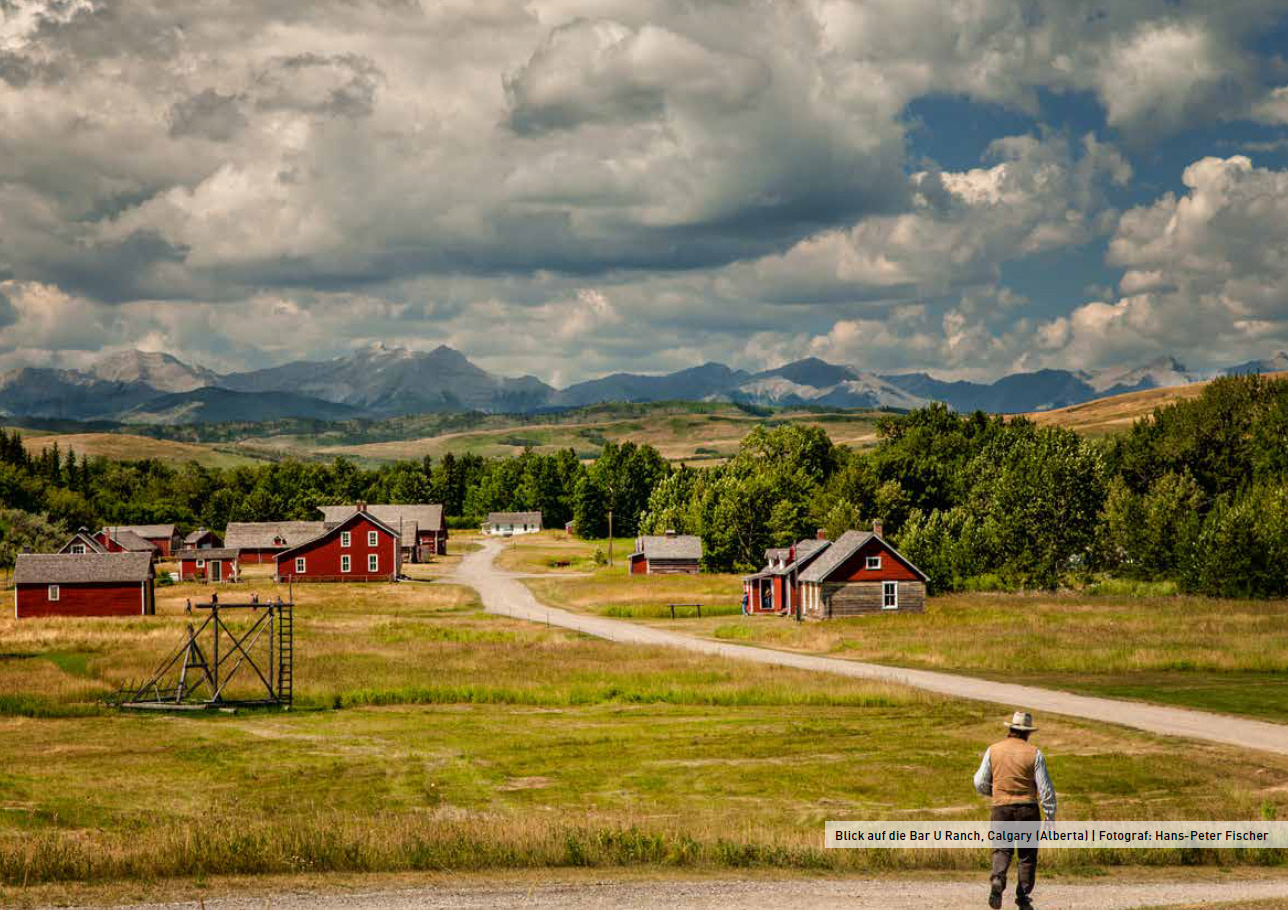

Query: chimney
356;501;367;513
872;518;884;537
665;528;676;537
816;528;827;541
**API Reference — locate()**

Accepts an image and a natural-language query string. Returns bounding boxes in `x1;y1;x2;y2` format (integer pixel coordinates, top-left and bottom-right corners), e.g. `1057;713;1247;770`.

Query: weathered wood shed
798;527;928;619
629;531;702;575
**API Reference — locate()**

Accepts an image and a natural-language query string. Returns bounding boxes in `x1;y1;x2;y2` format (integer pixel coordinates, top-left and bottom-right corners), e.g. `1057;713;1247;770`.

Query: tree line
2;373;1288;597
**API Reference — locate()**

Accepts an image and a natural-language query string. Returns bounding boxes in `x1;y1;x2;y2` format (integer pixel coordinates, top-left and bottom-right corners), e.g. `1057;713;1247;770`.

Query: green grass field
6;555;1288;896
510;534;1288;722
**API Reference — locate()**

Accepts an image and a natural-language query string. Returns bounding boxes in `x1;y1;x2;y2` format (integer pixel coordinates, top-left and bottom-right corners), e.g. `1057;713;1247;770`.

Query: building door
210;560;221;582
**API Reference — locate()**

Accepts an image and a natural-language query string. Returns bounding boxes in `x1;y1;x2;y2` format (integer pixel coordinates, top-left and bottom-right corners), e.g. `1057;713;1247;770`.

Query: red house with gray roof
274;507;401;583
628;531;702;575
318;503;447;561
14;552;155;619
224;521;328;564
743;533;832;618
95;527;159;557
96;524;178;556
798;523;928;619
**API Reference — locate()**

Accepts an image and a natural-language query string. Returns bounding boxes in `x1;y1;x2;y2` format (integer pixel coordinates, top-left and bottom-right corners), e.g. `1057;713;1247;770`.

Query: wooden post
608;509;613;567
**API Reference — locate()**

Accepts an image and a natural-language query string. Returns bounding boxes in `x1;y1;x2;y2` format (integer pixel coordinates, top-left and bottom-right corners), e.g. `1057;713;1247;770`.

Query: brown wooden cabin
798;524;928;619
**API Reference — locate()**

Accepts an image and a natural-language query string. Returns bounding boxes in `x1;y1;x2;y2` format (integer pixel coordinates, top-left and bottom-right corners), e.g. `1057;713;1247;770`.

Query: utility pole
608;508;613;566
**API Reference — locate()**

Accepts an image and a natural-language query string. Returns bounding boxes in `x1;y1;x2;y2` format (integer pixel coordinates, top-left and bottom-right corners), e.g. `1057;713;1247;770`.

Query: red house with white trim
14;552;155;619
179;548;240;583
274;507;401;583
798;524;928;618
742;533;832;617
318;504;448;561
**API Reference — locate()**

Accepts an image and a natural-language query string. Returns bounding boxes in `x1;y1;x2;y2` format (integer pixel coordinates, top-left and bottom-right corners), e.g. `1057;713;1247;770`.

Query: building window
48;585;59;602
341;531;351;547
196;560;205;568
341;554;351;573
368;553;379;572
70;544;85;555
368;530;378;546
295;557;306;573
882;581;898;609
866;556;881;570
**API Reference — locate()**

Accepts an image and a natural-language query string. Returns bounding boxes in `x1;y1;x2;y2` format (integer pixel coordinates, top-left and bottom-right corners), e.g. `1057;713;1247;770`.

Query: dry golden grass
1026;371;1288;436
19;432;260;467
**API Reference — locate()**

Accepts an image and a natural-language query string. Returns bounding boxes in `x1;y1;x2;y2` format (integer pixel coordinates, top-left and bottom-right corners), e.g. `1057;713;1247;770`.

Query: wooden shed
14;552;155;619
179;547;240;583
798;526;928;619
628;531;703;575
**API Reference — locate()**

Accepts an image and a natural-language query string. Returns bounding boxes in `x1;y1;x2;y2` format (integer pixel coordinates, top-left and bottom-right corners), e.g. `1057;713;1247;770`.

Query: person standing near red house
974;711;1057;910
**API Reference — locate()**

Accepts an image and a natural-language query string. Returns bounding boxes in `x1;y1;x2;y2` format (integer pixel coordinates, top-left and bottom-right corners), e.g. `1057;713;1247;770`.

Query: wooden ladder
276;603;294;705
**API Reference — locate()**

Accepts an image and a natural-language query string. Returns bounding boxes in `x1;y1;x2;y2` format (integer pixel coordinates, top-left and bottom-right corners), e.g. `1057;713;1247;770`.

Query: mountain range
1;345;1285;425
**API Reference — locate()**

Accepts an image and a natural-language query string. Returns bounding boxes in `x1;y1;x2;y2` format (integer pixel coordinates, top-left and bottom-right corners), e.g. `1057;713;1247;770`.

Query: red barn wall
17;581;149;618
276;516;399;582
833;538;921;582
148;537;173;557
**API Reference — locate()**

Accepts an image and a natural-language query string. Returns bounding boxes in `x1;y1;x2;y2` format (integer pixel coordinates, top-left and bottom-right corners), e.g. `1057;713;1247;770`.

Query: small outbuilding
483;511;542;536
179;547;240;583
798;524;928;619
628;531;702;575
14;552;155;619
183;527;223;550
275;506;402;582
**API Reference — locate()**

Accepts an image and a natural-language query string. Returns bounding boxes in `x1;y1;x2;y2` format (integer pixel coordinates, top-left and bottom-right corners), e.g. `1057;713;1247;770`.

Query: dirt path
54;876;1288;909
456;539;1288;756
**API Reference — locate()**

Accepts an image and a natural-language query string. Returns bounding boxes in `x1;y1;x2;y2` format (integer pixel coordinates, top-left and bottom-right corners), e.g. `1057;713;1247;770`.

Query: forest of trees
3;373;1288;597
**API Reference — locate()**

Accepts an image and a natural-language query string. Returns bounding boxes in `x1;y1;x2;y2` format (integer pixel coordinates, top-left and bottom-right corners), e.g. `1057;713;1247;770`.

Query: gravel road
54;877;1288;909
457;539;1288;756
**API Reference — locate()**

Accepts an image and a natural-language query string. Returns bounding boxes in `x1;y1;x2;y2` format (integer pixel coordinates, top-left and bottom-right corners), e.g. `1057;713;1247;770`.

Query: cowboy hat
1005;710;1038;732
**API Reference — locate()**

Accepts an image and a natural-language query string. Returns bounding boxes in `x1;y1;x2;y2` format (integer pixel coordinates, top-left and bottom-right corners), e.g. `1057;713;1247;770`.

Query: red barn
275;508;401;583
96;524;177;556
95;527;159;557
318;504;448;561
628;531;702;575
224;521;327;564
14;552;155;619
799;525;928;619
179;548;240;583
183;527;223;550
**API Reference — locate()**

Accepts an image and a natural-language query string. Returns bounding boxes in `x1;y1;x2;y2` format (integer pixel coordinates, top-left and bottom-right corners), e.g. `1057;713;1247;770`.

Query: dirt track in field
458;539;1288;757
54;876;1288;909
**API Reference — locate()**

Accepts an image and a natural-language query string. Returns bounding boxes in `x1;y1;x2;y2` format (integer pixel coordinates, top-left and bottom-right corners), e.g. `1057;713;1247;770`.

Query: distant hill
115;387;367;425
90;350;222;392
554;362;750;407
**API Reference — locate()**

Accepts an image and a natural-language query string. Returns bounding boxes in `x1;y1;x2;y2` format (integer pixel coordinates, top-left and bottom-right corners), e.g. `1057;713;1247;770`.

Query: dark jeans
990;803;1040;905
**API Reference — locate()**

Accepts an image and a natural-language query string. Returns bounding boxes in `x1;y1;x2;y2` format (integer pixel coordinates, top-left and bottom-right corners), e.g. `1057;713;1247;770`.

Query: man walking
974;711;1057;909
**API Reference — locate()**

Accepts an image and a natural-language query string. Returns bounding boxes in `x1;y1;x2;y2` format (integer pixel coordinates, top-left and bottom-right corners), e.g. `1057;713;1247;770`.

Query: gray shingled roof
634;534;702;561
319;504;444;533
276;511;403;559
106;523;175;539
224;521;327;550
180;547;239;560
797;530;873;583
486;511;542;527
15;552;154;584
104;528;157;552
59;531;106;554
184;527;220;544
797;530;928;584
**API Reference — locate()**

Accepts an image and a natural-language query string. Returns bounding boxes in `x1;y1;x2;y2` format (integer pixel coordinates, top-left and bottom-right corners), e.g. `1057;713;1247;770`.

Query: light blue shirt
974;745;1057;819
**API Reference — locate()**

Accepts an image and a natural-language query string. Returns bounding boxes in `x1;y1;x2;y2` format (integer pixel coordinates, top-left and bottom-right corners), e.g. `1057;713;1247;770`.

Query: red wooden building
799;524;928;618
318;504;448;561
742;533;832;617
95;527;159;557
97;524;178;556
275;508;401;582
59;528;107;555
179;547;240;583
224;521;327;564
628;531;702;575
14;552;155;619
183;527;223;550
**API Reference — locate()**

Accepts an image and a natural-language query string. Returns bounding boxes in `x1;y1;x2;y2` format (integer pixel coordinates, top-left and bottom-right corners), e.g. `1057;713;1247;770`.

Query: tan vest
988;737;1038;807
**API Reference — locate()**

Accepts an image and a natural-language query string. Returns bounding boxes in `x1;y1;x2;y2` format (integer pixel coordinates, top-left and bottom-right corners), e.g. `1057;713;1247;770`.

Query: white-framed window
367;530;378;546
368;553;379;572
341;531;351;547
48;584;59;602
866;555;881;570
341;554;351;573
70;544;85;555
196;559;205;568
295;557;306;573
882;581;898;610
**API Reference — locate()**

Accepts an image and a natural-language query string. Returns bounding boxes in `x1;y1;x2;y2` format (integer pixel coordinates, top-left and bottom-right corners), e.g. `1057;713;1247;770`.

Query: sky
2;1;1288;387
